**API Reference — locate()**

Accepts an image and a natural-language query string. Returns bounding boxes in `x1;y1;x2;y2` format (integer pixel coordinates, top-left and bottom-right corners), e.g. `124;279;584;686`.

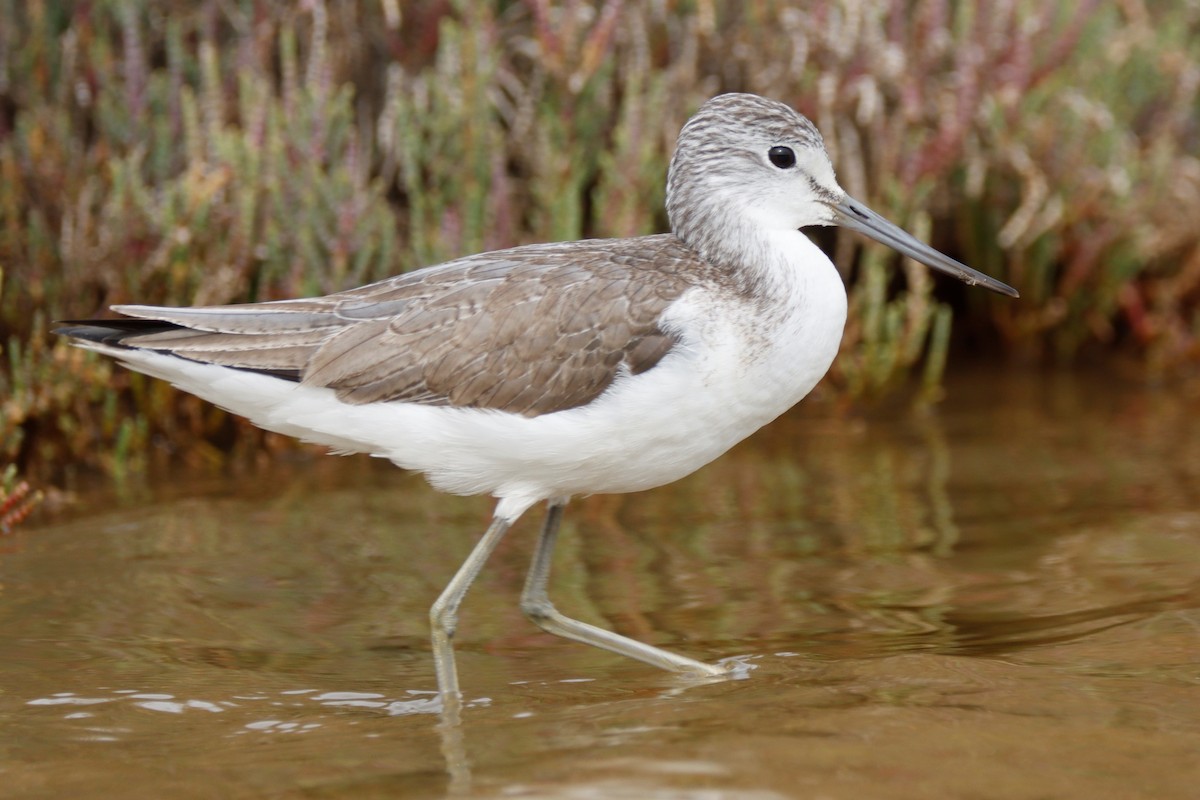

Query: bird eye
768;146;796;169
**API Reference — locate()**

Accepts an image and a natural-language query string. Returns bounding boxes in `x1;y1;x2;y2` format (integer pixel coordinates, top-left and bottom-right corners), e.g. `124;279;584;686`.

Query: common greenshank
59;93;1017;705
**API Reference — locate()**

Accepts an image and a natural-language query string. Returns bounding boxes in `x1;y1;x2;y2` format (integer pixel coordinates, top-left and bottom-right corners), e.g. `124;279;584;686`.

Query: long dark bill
831;196;1019;298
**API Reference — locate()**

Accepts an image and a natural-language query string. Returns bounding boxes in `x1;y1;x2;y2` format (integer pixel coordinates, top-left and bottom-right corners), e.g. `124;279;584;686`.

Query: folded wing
66;235;706;417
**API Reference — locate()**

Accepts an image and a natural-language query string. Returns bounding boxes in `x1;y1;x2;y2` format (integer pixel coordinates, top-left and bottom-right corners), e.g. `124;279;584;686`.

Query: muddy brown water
3;369;1199;799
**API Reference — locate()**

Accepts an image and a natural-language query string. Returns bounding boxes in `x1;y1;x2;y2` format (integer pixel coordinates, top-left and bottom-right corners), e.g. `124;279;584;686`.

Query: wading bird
59;93;1017;706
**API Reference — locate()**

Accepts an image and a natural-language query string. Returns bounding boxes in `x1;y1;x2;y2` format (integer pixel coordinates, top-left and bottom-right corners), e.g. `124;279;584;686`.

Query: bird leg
519;500;727;677
430;514;513;707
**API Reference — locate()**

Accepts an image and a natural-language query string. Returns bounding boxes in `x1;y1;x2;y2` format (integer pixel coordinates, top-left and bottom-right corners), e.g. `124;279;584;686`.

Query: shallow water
3;369;1199;799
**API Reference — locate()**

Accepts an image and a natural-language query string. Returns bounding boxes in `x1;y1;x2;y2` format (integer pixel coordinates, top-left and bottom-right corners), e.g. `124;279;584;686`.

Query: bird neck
674;215;838;304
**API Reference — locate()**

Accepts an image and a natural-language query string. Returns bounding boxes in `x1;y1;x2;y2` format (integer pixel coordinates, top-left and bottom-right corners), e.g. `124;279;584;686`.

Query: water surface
3;370;1199;798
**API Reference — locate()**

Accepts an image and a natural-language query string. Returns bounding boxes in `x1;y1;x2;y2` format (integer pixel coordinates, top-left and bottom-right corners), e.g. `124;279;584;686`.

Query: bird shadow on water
5;370;1200;797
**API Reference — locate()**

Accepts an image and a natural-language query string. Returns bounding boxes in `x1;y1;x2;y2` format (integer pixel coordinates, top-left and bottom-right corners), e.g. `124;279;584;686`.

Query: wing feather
67;235;723;417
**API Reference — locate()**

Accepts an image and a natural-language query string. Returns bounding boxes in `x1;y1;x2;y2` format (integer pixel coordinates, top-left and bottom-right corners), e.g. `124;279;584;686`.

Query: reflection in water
3;370;1200;797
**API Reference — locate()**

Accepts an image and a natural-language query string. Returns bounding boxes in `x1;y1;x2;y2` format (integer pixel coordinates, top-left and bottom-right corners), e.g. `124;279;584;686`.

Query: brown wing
108;234;711;417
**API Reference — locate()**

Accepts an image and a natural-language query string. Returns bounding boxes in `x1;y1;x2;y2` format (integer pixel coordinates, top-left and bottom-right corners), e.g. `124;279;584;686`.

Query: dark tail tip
54;318;179;346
